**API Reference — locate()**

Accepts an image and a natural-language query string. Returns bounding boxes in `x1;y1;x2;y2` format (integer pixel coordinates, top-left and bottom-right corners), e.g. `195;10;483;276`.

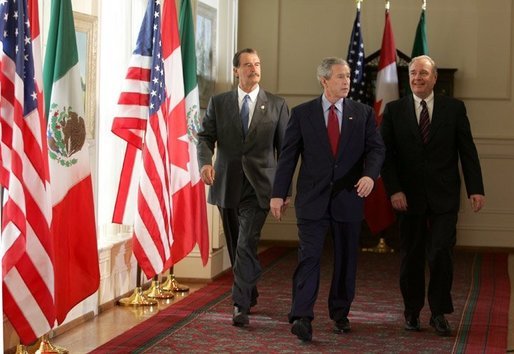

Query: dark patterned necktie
240;94;250;137
327;104;340;156
419;100;430;144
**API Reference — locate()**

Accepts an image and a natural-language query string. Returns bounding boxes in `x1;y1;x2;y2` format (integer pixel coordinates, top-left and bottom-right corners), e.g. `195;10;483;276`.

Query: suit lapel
247;89;268;136
338;99;356;157
228;90;242;134
428;95;445;140
405;96;423;144
308;97;333;157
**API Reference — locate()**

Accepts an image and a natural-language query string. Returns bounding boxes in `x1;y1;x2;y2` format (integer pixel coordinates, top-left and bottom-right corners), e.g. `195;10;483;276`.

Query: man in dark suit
270;57;385;342
197;48;289;327
380;55;485;336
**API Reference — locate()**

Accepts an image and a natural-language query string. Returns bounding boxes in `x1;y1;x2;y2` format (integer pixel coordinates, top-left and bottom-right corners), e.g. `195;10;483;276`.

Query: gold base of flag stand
143;280;175;299
34;334;68;354
118;287;158;306
362;237;394;253
15;345;29;354
161;274;189;292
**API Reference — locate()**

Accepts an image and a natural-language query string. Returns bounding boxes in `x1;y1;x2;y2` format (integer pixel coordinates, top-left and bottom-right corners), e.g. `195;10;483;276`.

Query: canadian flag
364;9;397;235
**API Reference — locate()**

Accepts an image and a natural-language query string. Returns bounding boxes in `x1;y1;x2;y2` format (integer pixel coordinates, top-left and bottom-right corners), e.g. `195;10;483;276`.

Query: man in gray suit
197;48;290;327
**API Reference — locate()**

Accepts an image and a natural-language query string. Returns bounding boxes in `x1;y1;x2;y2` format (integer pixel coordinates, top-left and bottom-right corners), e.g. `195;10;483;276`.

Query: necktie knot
241;95;250;137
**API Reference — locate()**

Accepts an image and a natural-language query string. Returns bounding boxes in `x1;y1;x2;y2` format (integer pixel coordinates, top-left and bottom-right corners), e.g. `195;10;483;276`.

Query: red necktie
327;104;340;156
419;100;430;144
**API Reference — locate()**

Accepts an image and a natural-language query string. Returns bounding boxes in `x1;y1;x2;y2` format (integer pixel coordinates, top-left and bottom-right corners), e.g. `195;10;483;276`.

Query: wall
238;0;514;248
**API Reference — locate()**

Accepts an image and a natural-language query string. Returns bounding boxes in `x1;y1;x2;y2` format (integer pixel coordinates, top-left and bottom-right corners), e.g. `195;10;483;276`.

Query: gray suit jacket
197;88;289;209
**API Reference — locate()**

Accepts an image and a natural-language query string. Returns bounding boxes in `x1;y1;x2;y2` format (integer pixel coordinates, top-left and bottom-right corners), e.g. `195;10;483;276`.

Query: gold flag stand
34;334;68;354
362;237;394;253
118;286;158;306
15;345;29;354
143;279;175;299
161;273;189;293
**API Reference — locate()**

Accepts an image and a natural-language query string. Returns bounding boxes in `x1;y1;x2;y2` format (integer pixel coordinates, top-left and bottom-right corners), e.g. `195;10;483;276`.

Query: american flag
112;0;174;277
346;7;368;104
1;0;55;345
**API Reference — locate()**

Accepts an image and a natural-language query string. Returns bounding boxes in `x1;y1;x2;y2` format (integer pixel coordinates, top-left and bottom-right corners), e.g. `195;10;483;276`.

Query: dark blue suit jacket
272;96;385;222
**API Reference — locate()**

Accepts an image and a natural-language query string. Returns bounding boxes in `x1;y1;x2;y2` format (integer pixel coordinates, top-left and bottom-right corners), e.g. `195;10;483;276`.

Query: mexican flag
43;0;100;324
411;8;428;57
168;0;209;265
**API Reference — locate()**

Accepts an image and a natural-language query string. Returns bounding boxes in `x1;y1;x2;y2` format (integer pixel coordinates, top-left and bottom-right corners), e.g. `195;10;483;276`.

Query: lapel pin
349;116;353;120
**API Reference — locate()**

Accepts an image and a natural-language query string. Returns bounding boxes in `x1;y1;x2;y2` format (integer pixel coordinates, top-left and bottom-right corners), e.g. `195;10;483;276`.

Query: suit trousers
289;213;361;323
218;175;268;311
399;212;457;318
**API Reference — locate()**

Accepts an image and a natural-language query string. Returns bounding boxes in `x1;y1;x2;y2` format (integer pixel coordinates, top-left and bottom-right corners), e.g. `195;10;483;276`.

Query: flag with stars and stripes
346;7;368;104
111;0;174;277
1;0;56;344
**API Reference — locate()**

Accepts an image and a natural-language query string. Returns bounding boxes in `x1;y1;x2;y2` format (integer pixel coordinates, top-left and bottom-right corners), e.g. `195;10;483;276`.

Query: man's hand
469;194;485;212
355;176;374;198
390;192;408;211
200;165;215;185
270;197;287;220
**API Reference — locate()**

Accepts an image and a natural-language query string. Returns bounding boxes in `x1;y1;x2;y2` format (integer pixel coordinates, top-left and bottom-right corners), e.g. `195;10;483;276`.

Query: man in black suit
270;57;385;342
197;48;289;327
380;55;485;336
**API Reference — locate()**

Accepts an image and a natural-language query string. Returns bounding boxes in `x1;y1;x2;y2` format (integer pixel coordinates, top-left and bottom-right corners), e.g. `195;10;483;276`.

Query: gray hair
409;55;438;76
317;57;349;83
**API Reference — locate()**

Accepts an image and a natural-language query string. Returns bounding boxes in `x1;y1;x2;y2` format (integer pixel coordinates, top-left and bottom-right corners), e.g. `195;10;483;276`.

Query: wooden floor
11;253;514;354
19;281;207;354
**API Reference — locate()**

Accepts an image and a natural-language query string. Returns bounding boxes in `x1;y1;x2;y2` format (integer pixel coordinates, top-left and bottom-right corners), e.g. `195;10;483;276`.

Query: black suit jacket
272;96;385;222
380;94;484;215
197;88;289;209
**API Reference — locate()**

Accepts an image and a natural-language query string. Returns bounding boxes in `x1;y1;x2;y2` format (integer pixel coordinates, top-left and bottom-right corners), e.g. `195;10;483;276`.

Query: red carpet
90;248;510;353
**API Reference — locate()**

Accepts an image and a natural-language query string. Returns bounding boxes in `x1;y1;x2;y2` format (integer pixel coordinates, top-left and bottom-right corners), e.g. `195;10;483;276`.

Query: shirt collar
322;95;344;113
238;85;260;102
413;92;434;106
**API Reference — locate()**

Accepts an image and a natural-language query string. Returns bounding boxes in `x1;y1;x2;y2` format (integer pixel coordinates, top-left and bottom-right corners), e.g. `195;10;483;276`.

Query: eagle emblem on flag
48;103;87;166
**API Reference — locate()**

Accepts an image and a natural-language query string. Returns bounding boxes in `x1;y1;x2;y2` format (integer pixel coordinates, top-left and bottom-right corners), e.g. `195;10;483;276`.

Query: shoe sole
404;326;421;331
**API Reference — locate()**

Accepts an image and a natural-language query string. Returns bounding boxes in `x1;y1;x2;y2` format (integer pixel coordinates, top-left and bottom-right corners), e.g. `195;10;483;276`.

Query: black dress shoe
291;317;312;342
334;317;351;333
404;315;421;331
429;315;451;336
232;306;249;327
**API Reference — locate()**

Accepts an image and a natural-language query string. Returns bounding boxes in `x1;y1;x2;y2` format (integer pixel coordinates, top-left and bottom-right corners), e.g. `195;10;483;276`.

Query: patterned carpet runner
90;247;509;353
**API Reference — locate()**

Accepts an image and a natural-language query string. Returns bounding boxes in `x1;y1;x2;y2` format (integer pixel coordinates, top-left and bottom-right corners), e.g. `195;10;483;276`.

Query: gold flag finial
422;0;427;11
385;1;390;11
356;0;363;10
